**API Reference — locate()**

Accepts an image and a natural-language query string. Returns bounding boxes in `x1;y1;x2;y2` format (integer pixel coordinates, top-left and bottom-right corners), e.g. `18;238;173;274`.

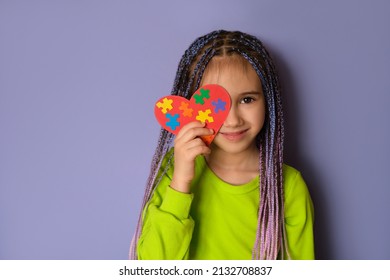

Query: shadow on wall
270;46;333;260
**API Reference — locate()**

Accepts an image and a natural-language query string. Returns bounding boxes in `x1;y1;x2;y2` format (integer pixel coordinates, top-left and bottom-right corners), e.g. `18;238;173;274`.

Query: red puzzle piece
154;84;231;146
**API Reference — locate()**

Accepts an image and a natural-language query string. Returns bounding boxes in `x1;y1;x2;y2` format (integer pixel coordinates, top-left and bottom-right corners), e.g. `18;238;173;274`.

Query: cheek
256;114;266;131
253;104;266;129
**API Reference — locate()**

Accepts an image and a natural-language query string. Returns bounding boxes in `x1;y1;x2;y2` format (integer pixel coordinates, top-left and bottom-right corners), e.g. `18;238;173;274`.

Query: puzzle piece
165;113;180;131
196;109;214;123
201;135;214;145
193;88;210;105
212;98;227;113
156;98;173;114
179;101;193;117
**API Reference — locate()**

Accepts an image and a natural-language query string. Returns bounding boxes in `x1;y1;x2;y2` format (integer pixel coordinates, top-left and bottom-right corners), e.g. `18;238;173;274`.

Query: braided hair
130;30;288;260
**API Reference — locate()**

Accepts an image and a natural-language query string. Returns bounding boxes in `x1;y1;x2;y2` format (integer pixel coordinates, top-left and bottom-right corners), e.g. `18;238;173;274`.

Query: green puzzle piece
193;88;210;105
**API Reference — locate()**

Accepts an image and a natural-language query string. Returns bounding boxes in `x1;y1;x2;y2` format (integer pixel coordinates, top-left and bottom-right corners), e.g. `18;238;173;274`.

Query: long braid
235;40;285;259
130;30;287;260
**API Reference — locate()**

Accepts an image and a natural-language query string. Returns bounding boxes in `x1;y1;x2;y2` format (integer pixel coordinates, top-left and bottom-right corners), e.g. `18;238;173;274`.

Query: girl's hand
171;122;213;193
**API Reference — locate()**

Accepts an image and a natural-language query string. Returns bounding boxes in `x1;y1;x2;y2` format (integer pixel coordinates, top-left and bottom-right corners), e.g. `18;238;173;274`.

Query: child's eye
240;97;255;104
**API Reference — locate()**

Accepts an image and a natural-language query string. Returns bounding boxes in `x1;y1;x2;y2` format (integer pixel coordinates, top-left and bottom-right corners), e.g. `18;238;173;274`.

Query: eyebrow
237;91;262;96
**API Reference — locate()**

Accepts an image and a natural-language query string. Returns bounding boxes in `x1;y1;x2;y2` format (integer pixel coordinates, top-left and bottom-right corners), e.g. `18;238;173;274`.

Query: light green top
137;150;315;260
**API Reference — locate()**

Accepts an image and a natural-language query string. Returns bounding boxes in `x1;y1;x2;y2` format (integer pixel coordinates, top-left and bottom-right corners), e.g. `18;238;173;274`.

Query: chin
211;137;257;155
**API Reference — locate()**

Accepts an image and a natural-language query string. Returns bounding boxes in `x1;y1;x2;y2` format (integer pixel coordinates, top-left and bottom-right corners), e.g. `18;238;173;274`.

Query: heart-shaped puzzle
154;84;231;146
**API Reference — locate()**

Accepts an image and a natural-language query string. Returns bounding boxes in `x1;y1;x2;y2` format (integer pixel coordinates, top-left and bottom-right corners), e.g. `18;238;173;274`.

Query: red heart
154;84;231;146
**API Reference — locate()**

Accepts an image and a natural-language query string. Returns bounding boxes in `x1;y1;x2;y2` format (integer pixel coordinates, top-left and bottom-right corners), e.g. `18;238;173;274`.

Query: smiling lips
219;129;249;141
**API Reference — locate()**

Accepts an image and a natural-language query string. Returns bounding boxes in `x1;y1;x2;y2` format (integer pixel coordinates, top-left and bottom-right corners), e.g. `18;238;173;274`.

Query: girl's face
200;57;266;155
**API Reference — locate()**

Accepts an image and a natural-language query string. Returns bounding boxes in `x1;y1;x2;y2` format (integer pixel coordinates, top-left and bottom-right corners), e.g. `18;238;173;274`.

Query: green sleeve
284;168;315;260
137;152;195;260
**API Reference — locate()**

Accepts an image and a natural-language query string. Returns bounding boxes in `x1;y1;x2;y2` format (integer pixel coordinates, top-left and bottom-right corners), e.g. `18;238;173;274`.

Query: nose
224;105;242;128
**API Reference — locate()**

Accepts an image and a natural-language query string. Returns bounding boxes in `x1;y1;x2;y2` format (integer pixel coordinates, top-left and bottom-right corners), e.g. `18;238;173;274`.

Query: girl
130;30;314;260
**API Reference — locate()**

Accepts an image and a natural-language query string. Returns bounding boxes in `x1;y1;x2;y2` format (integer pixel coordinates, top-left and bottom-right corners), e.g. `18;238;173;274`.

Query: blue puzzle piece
166;113;180;131
212;98;227;113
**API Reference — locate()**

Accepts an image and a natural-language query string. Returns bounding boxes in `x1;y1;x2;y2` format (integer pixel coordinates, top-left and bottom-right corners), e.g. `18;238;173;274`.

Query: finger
176;124;214;143
175;137;211;161
177;121;205;137
185;142;211;158
184;137;208;150
175;128;214;146
175;137;206;158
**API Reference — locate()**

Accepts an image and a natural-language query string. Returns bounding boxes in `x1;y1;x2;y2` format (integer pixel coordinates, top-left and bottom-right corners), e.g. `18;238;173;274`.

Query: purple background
1;0;389;260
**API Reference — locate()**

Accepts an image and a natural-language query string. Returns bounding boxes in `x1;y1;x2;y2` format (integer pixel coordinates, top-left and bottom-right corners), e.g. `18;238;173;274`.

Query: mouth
219;129;249;141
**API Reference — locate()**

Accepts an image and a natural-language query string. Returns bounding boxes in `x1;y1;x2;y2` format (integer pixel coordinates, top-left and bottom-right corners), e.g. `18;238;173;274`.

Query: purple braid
130;30;287;260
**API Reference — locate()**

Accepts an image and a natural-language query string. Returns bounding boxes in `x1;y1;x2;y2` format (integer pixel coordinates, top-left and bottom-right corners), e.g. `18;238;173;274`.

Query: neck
205;144;259;185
